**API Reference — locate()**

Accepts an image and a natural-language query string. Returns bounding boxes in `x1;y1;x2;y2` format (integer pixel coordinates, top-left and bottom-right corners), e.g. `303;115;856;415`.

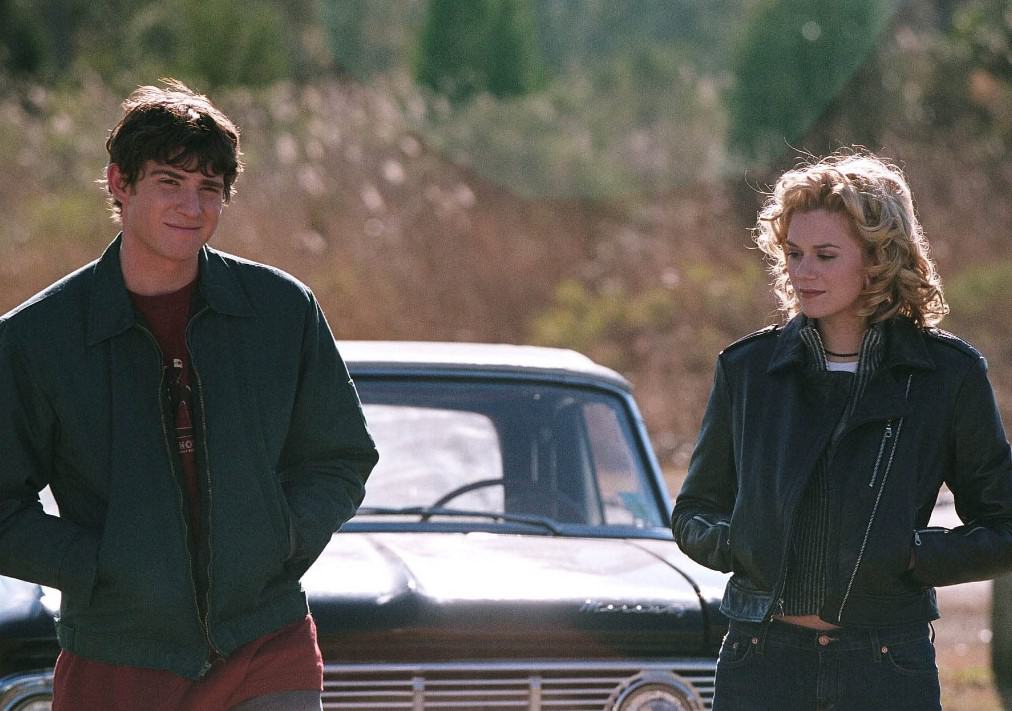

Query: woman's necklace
825;348;859;358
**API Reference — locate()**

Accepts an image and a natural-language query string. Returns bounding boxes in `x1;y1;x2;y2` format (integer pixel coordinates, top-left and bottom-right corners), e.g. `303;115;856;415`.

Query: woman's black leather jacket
671;315;1012;627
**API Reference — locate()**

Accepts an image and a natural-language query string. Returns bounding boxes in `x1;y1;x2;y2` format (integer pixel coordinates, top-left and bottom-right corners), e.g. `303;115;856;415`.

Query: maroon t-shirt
129;280;201;539
53;616;323;708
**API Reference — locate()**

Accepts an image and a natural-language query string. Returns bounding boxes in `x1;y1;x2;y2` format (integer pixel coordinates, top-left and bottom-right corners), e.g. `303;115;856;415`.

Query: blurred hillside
0;0;1009;475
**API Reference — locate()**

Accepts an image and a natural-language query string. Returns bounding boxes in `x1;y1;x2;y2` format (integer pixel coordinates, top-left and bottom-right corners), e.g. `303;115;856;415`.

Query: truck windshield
351;378;664;529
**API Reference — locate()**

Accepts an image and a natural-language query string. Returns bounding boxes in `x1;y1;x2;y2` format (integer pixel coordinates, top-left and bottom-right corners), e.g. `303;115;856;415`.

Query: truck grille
322;660;716;710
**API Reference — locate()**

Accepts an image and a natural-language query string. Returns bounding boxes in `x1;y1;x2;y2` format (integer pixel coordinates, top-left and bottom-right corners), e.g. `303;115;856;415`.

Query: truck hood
305;531;715;661
0;532;724;665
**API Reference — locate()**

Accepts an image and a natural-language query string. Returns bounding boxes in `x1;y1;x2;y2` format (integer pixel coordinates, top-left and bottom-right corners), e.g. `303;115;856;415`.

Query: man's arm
0;321;100;597
275;297;378;579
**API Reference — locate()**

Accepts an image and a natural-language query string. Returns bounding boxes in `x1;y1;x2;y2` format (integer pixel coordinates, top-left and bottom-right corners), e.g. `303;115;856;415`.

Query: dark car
1;341;728;711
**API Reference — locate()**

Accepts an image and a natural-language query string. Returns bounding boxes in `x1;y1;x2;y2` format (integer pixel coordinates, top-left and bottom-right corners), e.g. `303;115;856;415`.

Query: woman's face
785;209;870;330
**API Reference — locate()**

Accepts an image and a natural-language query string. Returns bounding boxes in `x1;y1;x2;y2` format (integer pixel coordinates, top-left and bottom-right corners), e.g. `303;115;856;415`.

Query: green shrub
415;0;543;103
726;0;899;161
946;261;1012;317
529;279;675;365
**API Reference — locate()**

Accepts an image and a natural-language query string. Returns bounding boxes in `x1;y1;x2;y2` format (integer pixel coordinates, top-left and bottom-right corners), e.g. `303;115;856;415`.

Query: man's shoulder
208;248;313;301
1;260;96;330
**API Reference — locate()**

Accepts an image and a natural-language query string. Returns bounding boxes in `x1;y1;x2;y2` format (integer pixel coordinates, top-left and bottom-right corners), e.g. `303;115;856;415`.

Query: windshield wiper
354;506;561;535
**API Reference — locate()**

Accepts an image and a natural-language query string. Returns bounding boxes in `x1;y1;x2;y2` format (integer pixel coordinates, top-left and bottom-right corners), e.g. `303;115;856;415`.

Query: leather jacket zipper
837;418;904;623
767;541;792;621
867;423;893;488
837;375;913;623
915;525;981;546
137;321;221;675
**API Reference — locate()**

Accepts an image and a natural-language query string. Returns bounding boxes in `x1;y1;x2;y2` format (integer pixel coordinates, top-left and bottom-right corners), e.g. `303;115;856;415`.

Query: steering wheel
430;478;505;508
429;478;587;522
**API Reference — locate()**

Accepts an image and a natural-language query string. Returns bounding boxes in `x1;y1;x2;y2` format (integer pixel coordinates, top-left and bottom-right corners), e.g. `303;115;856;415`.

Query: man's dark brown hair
105;78;244;218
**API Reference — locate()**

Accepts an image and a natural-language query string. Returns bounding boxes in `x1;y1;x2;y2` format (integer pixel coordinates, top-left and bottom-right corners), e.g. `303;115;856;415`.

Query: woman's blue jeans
712;619;941;711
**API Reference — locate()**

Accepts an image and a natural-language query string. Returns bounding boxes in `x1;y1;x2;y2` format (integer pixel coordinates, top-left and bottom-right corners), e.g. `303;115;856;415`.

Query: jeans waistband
728;618;932;653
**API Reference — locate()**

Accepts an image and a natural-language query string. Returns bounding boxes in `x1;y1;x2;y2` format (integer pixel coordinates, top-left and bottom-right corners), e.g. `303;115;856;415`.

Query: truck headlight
608;670;704;711
0;671;53;711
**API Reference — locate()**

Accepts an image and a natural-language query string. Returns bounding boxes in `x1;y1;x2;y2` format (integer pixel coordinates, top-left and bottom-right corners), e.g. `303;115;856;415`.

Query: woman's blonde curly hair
754;151;948;327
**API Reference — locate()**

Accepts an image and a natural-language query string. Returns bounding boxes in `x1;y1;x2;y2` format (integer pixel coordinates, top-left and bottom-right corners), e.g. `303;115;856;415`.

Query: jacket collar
766;316;808;373
767;314;935;374
87;234;255;345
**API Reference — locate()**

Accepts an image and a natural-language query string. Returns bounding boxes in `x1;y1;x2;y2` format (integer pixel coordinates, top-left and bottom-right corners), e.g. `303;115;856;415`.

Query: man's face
108;160;225;270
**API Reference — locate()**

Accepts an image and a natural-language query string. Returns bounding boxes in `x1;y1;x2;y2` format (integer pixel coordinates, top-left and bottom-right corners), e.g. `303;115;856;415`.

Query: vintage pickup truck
1;341;728;711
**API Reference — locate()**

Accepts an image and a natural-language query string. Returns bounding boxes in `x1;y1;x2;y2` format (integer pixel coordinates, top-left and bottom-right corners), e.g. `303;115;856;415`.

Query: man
0;79;378;710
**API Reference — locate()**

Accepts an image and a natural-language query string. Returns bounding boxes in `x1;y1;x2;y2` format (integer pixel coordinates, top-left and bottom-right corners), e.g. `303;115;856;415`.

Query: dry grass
1;79;1009;471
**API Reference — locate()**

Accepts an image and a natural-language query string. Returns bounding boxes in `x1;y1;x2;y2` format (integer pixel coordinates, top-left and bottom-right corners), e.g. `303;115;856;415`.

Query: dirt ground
934;582;1001;711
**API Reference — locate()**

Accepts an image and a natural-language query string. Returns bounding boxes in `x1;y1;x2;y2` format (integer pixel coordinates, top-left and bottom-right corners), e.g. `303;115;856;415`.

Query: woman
671;151;1012;710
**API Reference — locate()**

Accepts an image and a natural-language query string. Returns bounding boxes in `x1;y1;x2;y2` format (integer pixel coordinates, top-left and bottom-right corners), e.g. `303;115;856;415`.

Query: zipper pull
764;596;786;622
884;423;893;439
914;530;922;546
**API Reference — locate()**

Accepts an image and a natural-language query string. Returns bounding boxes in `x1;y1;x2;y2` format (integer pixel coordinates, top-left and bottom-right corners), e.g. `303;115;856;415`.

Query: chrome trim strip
323;659;717;674
321;659;717;711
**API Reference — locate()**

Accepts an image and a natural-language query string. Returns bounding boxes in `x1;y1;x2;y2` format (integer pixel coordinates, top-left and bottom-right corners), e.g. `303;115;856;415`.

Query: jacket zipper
867;423;893;488
837;415;906;623
838;374;914;622
915;525;980;546
189;344;216;663
137;322;220;675
184;308;222;671
767;542;792;621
